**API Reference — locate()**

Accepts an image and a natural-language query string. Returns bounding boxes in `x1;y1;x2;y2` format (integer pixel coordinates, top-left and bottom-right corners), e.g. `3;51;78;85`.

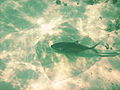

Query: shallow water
0;0;120;90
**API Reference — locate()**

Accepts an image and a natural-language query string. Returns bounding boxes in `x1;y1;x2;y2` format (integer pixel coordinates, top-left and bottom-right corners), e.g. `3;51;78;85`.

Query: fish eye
51;45;54;48
52;44;57;47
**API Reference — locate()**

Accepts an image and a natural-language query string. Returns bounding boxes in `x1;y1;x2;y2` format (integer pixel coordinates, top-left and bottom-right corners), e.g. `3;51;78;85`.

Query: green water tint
101;0;120;32
83;0;100;5
23;53;35;62
0;59;9;70
1;6;33;29
60;4;86;18
0;60;6;70
16;69;38;79
20;0;48;17
0;39;13;51
0;81;20;90
0;22;17;38
106;19;120;32
1;0;120;89
113;35;120;49
109;59;120;70
110;82;120;90
0;0;47;38
59;22;81;41
35;41;59;68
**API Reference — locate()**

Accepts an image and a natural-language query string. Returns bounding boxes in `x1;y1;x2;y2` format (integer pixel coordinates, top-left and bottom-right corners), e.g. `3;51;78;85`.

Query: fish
51;41;101;54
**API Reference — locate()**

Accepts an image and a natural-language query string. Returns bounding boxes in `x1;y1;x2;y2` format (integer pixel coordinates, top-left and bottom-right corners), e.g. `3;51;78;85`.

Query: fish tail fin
90;41;102;49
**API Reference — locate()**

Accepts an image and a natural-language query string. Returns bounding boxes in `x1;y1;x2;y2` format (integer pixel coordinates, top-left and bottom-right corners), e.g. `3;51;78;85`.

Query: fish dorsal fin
74;40;79;44
90;41;102;48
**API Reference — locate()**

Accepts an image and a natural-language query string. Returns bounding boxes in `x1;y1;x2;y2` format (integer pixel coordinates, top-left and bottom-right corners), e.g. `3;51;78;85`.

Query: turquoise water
0;0;120;90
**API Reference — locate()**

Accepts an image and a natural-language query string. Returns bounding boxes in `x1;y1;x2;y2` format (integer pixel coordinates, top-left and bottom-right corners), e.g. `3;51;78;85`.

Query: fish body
51;41;100;53
51;41;120;57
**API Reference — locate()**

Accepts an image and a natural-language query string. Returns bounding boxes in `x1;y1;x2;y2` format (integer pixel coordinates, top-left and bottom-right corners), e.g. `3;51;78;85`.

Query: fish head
51;43;65;52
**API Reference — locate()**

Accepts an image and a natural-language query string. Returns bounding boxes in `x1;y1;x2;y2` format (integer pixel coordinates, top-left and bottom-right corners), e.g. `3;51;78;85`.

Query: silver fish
51;41;101;53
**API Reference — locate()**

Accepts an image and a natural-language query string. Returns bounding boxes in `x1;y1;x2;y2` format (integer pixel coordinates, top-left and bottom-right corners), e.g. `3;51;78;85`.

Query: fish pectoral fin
74;40;79;44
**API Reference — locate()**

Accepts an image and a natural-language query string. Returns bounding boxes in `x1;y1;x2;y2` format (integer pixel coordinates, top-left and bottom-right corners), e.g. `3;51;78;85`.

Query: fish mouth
51;45;60;51
51;45;56;49
51;45;54;48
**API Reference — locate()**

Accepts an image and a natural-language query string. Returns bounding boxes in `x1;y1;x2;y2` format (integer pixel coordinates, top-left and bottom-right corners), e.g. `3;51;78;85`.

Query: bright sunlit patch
52;76;73;90
28;77;52;90
78;2;108;41
52;80;68;89
42;52;47;58
40;24;54;35
49;41;54;46
36;16;63;36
